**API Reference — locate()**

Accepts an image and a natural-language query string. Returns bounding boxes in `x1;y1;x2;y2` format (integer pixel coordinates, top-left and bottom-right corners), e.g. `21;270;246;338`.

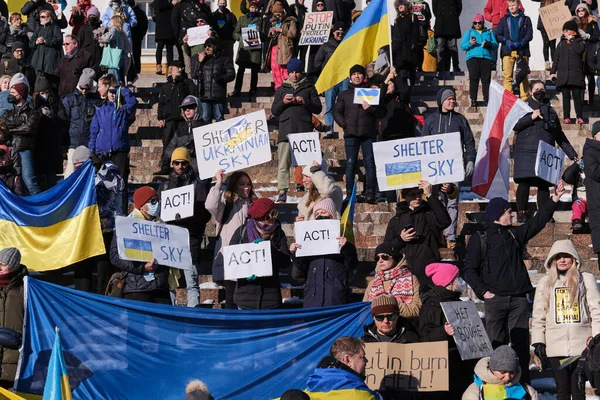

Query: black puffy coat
33;95;68;175
20;0;55;32
333;83;381;139
157;73;197;122
512;97;577;181
291;241;357;308
582;20;600;74
495;11;534;57
212;8;237;41
392;14;420;69
584;138;600;253
154;0;176;41
171;0;213;43
362;319;420;343
432;0;462;38
229;221;291;310
271;77;322;143
324;0;354;27
166;113;207;174
62;89;101;149
0;19;9;60
551;35;586;88
314;37;339;72
194;49;235;102
2;102;40;151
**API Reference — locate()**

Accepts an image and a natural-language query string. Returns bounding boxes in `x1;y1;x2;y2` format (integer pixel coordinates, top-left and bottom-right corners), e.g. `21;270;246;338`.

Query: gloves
533;343;551;370
246;274;257;282
465;161;474;177
515;41;524;49
253;238;264;244
482;41;492;49
505;40;514;49
175;213;181;222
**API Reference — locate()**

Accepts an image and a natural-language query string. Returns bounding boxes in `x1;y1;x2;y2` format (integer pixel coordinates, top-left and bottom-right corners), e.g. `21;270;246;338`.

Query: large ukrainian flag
0;160;104;272
42;328;72;400
315;0;390;94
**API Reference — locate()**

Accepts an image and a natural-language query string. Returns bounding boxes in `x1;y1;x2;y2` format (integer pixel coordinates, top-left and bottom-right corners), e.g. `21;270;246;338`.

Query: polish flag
472;81;532;199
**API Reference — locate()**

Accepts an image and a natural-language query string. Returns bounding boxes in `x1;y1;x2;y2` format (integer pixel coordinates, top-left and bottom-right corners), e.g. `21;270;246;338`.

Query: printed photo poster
242;26;261;49
299;11;334;46
555;287;581;324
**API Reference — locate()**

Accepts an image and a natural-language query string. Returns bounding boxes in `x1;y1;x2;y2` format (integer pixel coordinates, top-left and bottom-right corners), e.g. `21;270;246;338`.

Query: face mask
7;95;17;104
146;202;160;217
315;215;330;220
219;5;226;10
533;90;546;102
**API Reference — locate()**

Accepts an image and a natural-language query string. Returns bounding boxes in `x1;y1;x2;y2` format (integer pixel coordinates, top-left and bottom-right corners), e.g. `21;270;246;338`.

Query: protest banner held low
242;26;261;49
288;132;322;167
115;216;193;270
299;11;334;45
193;110;271;179
223;241;273;280
294;219;341;257
539;2;572;41
535;140;565;186
373;132;465;191
364;341;449;392
160;184;195;222
441;301;493;360
186;26;211;46
353;88;381;105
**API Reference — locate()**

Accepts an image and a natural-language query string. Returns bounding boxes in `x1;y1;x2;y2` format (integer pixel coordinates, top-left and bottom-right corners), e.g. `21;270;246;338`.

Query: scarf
369;265;414;304
0;272;12;289
246;218;278;242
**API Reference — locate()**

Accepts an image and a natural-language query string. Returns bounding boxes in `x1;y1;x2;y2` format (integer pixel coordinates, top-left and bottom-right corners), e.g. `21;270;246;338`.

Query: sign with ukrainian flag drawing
353;88;380;105
373;132;465;190
115;216;193;270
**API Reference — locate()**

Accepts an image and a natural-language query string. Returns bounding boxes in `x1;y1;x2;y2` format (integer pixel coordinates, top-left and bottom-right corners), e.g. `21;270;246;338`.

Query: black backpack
580;334;600;390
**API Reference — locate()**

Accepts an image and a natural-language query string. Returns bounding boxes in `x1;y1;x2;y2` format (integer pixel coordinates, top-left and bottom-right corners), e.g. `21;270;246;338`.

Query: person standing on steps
575;4;600;107
153;0;183;74
266;2;297;91
583;121;600;272
391;0;421;88
212;0;237;61
432;0;462;79
463;182;566;384
566;0;598;15
171;0;212;75
484;0;523;70
533;0;559;72
296;160;343;220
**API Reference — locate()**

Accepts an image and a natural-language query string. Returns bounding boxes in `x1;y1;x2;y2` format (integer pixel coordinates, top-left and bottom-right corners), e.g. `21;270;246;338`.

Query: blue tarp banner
16;278;373;399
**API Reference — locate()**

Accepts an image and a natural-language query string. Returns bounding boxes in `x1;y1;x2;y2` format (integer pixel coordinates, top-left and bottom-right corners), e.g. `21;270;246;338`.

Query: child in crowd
562;159;587;233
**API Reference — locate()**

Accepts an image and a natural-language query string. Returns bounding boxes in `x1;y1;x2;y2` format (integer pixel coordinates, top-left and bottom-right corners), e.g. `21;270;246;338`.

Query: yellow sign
555;287;581;324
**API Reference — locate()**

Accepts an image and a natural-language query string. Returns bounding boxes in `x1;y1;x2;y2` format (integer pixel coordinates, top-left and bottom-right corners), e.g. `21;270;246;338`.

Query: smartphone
404;224;414;231
285;94;294;99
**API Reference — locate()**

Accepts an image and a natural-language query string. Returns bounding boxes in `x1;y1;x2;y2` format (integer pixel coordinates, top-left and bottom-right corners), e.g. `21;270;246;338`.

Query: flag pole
386;0;394;67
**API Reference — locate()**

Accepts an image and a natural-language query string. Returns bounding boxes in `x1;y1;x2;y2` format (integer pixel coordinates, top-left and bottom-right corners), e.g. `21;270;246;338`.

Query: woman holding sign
531;240;600;400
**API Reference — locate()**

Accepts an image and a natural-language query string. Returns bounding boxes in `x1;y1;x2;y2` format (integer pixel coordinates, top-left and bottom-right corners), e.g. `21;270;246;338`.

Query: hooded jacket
297;170;343;220
495;10;534;57
584;138;600;252
89;87;138;154
306;356;381;400
165;106;207;175
271;77;322;142
463;357;539;400
531;240;600;357
361;317;420;343
421;88;476;163
333;83;381;139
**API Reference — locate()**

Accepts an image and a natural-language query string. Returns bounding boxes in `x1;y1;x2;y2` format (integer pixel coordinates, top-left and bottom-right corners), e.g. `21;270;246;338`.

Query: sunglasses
79;86;89;91
197;20;206;24
173;160;189;166
473;21;483;24
182;105;197;110
108;88;119;93
63;42;74;46
374;254;393;262
577;8;587;12
374;313;398;322
40;15;50;19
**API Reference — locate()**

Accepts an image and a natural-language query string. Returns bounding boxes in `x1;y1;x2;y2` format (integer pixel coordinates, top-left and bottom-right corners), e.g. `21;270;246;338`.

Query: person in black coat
576;4;600;105
512;80;578;221
2;43;36;94
432;0;462;77
391;0;420;87
154;0;183;73
383;180;451;286
127;0;148;82
171;0;212;74
229;198;291;310
550;20;586;124
20;0;55;33
77;7;103;75
5;14;30;63
584;122;600;269
212;0;237;61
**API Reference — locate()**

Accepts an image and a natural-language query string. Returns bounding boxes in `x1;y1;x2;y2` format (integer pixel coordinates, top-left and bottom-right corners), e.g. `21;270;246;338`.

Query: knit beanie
77;68;96;89
11;41;25;51
313;198;339;219
204;37;218;47
349;64;366;76
248;198;276;220
331;21;345;32
87;6;100;17
371;293;399;315
473;13;484;22
287;58;303;73
438;88;456;106
486;197;511;221
374;242;401;262
489;345;519;373
563;20;578;33
185;380;213;400
9;73;30;93
592;121;600;137
576;3;590;13
10;82;27;99
0;248;21;272
133;186;157;210
72;145;90;165
425;263;459;288
281;389;310;400
33;76;50;93
272;1;285;13
171;147;191;163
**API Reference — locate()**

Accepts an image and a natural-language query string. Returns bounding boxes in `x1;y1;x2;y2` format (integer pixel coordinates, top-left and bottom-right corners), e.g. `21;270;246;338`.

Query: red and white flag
472;81;532;199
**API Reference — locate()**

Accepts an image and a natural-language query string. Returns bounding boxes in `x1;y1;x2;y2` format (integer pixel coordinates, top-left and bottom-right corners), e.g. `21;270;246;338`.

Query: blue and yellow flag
42;329;72;400
0;386;27;400
315;0;390;93
0;160;104;272
340;182;357;244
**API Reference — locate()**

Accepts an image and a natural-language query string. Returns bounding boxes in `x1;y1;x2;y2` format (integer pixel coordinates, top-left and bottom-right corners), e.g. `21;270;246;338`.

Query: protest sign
373;132;465;190
160;184;195;222
353;88;381;105
364;342;449;392
193;110;271;179
294;219;340;257
299;11;334;46
242;26;261;49
535;140;565;186
441;301;492;360
187;26;211;46
539;2;572;41
223;241;272;280
288;132;322;167
115;216;193;270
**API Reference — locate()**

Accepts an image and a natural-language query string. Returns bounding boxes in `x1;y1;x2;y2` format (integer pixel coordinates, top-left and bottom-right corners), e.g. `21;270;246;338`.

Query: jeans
442;191;458;241
19;150;40;195
183;266;199;307
502;51;529;100
324;79;348;133
484;295;531;383
344;136;376;195
550;357;586;400
201;102;225;123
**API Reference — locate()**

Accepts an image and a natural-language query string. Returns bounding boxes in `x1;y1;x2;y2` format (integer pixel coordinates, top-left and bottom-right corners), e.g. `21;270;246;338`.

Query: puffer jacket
333;83;381;139
391;13;420;69
62;89;101;149
157;73;197;122
531;240;600;357
194;49;235;102
89;87;138;154
463;357;539;400
29;22;62;74
551;35;586;88
361;318;420;343
165;112;207;175
297;170;343;219
460;27;498;61
0;265;27;387
2;102;41;151
314;37;339;71
101;5;137;44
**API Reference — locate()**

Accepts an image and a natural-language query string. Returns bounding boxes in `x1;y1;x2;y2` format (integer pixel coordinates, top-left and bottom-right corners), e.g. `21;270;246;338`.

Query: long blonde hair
543;256;581;310
110;15;124;32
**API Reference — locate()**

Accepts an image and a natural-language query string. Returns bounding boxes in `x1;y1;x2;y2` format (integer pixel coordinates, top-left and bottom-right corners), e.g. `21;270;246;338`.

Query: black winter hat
563;20;578;33
331;21;345;32
592;121;600;137
374;242;401;261
349;64;366;76
34;76;50;93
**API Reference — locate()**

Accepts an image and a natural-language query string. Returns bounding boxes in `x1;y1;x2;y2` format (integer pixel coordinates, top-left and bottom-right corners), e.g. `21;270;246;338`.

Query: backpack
105;272;128;297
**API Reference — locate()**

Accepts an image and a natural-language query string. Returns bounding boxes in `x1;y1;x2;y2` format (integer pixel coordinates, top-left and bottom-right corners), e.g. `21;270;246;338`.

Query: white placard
353;88;381;105
242;26;261;49
288;132;322;167
115;216;193;270
299;11;334;46
160;184;195;222
373;132;465;190
294;219;340;257
193;110;271;179
535;140;565;185
223;241;272;280
441;301;493;360
187;26;211;46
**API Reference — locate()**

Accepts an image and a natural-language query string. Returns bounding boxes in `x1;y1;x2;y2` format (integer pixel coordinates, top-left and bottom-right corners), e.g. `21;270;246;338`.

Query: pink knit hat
313;198;339;219
473;13;484;23
425;263;459;287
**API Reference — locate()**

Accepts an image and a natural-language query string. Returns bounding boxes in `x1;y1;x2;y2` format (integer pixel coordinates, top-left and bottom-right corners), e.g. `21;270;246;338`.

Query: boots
156;64;163;75
572;219;583;234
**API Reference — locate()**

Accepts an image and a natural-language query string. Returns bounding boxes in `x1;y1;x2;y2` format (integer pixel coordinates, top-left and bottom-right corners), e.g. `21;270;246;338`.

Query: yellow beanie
171;147;191;163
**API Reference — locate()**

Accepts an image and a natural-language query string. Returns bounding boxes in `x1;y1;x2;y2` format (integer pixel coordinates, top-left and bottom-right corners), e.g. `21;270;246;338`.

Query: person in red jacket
69;0;93;35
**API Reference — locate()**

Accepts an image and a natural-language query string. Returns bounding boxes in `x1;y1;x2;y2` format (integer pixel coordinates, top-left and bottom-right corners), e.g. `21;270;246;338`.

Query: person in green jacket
231;0;265;97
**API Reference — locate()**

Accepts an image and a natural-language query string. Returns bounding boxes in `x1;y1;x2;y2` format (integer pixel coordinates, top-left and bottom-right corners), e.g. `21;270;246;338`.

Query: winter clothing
185;380;213;400
212;8;237;41
100;26;133;81
460;26;498;61
165;111;206;175
334;83;380;139
463;357;539;400
101;4;137;44
233;14;265;66
2;101;40;151
267;15;297;66
495;10;534;58
425;262;458;287
133;185;157;209
566;0;598;14
0;248;20;273
171;147;191;163
297;170;343;220
584;138;600;252
313;198;339;219
432;0;462;38
370;292;398;314
314;37;340;71
29;22;62;75
391;12;420;69
157;73;196;122
33;94;68;177
2;58;35;95
53;49;94;98
483;0;520;28
72;145;90;164
194;49;235;102
489;345;520;372
374;242;401;261
247;197;276;219
78;19;103;73
171;0;212;44
0;154;25;196
361;317;420;343
551;34;586;88
486;197;511;221
89;87;138;154
62;88;101;149
0;265;27;387
306;356;380;400
20;0;55;32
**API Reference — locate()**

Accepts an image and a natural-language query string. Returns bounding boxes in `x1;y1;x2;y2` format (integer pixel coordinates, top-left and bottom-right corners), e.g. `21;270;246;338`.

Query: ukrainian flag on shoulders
315;0;390;94
42;329;72;400
0;160;104;272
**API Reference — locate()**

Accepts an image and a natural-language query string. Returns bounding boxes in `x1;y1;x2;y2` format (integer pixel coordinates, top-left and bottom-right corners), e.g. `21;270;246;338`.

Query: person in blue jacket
102;0;138;45
89;76;137;213
460;13;497;108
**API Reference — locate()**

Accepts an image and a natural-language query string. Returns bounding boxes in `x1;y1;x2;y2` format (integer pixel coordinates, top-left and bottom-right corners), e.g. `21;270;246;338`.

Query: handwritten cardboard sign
223;241;272;280
288;132;322;167
299;11;334;46
441;301;493;360
187;25;211;46
193;110;271;179
294;219;340;257
353;88;381;105
539;2;572;41
535;140;565;186
242;26;261;49
364;342;449;392
373;132;465;190
115;216;193;270
160;184;195;222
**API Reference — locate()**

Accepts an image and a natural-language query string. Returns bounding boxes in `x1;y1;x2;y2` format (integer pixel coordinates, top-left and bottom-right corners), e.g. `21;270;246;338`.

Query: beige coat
531;240;600;357
462;357;539;400
297;171;344;220
363;257;422;319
